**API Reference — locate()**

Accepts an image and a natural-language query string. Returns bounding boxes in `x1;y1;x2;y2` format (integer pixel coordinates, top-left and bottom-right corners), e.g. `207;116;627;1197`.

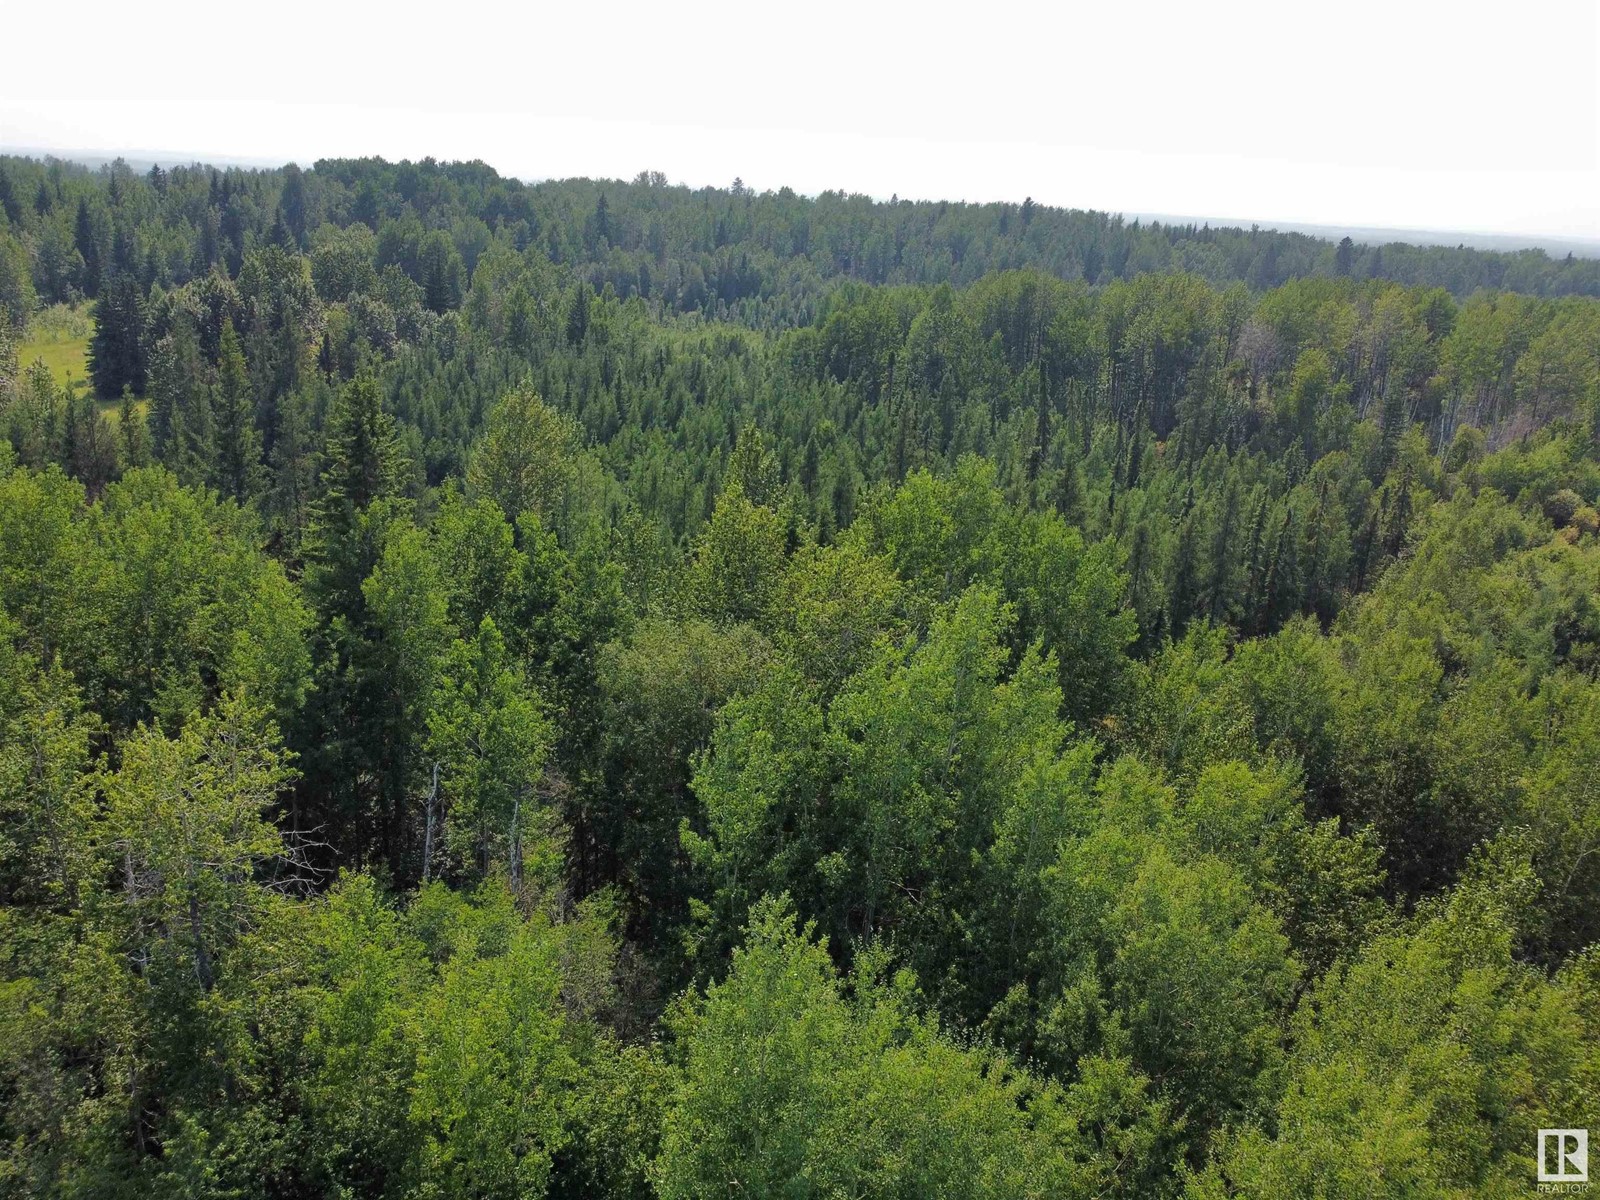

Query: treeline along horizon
0;151;1598;1198
2;152;1599;326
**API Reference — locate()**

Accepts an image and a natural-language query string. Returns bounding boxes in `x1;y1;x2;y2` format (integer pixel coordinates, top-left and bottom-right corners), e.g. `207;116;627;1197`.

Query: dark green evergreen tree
1334;235;1355;276
74;197;103;298
117;386;150;471
88;274;147;398
211;319;263;502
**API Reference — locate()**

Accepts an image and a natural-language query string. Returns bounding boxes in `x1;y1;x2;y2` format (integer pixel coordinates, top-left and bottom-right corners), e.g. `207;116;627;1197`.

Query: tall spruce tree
87;274;146;399
117;386;150;471
304;371;404;626
1207;472;1241;622
73;198;103;299
211;319;262;502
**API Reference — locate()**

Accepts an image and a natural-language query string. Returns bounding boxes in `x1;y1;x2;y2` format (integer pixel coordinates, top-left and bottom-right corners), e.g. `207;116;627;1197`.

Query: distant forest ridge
9;146;1597;260
1124;211;1600;261
1;152;1598;308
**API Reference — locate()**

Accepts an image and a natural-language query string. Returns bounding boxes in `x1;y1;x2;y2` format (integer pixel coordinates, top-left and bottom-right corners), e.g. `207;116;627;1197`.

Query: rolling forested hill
1;152;1598;1199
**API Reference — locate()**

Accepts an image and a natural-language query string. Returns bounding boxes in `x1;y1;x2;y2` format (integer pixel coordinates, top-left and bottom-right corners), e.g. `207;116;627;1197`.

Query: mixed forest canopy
0;151;1598;1199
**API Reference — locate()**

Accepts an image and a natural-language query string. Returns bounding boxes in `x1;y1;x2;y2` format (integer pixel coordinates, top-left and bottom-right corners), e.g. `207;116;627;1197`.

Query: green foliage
1192;849;1598;1199
657;899;1106;1200
0;630;98;908
467;386;579;532
0;464;311;733
87;274;145;398
2;150;1600;1198
409;910;573;1198
686;482;789;627
592;617;771;952
0;694;301;1194
425;616;552;884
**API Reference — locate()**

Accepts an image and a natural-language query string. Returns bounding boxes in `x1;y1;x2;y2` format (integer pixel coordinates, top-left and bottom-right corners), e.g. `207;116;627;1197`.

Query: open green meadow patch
18;303;93;398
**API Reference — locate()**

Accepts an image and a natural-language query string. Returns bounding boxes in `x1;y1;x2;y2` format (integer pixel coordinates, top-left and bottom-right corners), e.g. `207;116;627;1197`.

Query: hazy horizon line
7;142;1598;260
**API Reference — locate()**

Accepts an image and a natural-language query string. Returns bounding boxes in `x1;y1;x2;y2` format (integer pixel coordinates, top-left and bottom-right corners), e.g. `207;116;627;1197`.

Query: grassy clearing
18;304;93;398
17;304;149;423
97;395;150;426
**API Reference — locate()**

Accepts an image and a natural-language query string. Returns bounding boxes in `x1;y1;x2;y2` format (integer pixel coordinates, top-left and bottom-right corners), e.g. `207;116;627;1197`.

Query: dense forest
1;152;1598;1198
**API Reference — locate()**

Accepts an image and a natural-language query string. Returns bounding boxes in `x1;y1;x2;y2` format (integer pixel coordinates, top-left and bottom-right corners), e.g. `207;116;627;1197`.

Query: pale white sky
2;0;1597;239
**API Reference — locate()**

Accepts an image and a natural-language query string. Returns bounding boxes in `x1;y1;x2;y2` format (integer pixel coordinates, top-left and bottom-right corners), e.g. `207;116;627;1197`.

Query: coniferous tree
1335;235;1355;276
1241;492;1270;632
297;372;408;869
268;207;293;250
1051;454;1084;525
64;391;117;495
418;230;462;314
111;225;136;279
1124;428;1144;492
565;281;592;345
304;371;405;625
146;316;211;485
117;386;150;471
74;198;103;298
1382;465;1413;560
1206;472;1241;622
279;163;307;247
0;166;18;225
798;433;821;498
1352;498;1381;593
1027;366;1051;483
1282;440;1306;488
1379;387;1407;469
1261;504;1298;630
1167;507;1201;637
88;275;147;398
1127;518;1154;637
59;379;78;471
211;319;262;502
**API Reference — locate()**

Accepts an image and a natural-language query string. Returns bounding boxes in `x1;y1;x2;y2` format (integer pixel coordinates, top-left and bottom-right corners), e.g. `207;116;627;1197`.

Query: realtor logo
1540;1129;1589;1184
